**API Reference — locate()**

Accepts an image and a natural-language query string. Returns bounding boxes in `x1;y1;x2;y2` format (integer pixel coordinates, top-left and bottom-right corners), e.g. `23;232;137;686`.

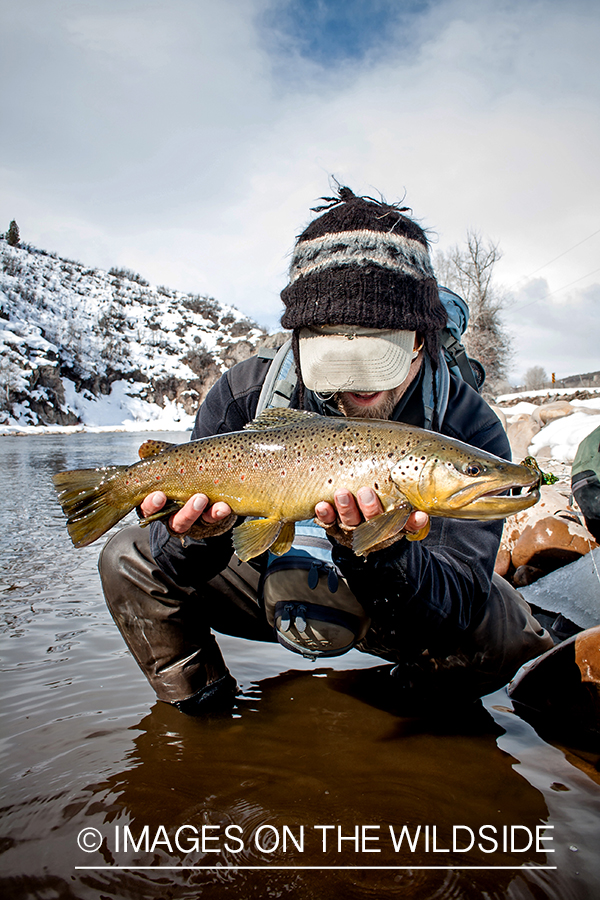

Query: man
571;424;600;542
100;186;552;714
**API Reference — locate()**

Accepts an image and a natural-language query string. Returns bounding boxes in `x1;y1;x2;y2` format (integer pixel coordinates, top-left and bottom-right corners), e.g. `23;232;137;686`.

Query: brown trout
52;408;541;560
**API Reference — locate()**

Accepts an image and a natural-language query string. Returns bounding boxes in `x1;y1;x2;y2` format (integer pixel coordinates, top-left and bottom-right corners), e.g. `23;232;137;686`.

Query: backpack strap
440;330;480;391
255;339;297;414
422;352;451;431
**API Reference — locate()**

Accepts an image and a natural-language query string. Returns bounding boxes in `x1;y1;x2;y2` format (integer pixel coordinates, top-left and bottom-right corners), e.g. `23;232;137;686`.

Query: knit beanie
280;187;447;363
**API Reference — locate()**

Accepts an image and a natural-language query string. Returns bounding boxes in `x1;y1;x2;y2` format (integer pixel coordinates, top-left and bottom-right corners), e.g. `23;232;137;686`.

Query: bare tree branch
434;230;512;392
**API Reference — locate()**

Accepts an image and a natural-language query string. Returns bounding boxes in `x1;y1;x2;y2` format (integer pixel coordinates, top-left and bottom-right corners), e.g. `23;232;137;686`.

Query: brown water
1;432;599;900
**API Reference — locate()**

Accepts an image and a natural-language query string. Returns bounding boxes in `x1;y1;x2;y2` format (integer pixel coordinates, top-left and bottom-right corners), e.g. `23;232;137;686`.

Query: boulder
509;626;600;750
497;485;598;582
511;516;598;571
532;400;573;426
506;414;541;461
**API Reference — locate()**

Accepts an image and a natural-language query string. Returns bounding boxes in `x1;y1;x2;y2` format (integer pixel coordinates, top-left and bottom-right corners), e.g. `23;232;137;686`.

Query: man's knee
99;524;143;582
465;574;554;693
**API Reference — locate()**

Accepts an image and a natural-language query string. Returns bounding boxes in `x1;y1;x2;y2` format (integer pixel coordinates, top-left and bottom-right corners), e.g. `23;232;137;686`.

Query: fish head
391;439;541;519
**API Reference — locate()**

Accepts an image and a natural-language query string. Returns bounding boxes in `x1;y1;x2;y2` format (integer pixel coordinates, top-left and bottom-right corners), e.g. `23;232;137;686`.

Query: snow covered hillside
0;238;270;430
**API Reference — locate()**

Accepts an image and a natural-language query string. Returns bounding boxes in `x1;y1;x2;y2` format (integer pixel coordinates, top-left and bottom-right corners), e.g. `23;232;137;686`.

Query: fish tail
52;465;134;548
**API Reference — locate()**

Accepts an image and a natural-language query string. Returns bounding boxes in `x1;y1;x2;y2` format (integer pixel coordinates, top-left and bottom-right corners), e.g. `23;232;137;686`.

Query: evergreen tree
6;220;20;247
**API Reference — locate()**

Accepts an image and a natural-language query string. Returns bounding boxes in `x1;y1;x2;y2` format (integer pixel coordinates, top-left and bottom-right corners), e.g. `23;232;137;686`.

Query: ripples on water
0;432;599;900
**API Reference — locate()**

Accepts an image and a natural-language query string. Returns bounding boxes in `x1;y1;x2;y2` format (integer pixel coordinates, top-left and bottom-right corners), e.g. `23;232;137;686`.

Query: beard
334;390;399;420
333;353;424;420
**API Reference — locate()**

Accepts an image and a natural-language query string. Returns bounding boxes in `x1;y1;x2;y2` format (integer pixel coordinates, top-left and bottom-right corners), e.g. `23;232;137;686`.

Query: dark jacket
150;353;510;660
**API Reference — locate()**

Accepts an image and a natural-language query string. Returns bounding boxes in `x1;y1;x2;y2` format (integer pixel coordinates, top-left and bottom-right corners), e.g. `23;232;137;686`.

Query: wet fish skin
52;408;540;560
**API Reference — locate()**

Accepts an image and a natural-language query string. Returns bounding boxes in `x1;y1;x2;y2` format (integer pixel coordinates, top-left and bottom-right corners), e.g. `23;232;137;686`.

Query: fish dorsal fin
138;439;176;459
244;408;321;431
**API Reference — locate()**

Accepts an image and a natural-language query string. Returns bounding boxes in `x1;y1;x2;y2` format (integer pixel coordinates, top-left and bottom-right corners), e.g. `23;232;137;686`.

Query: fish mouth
453;481;541;517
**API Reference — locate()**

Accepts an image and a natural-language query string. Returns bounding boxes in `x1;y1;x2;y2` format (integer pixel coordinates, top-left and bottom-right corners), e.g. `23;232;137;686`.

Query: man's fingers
355;487;384;521
139;493;233;534
404;510;429;533
168;494;210;533
140;491;167;518
334;489;363;527
315;501;336;525
316;489;384;528
201;500;232;525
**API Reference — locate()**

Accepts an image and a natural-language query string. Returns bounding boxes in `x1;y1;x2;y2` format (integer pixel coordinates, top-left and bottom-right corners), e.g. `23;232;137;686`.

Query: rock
500;485;575;558
513;565;546;587
509;626;600;750
506;414;541;461
489;405;507;429
511;516;598;570
532;400;573;426
497;485;598;582
494;547;511;577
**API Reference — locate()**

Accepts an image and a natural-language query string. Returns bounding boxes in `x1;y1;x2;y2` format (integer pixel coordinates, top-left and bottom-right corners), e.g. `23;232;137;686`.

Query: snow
528;412;600;463
497;387;600;403
0;239;268;431
60;379;195;431
504;401;539;419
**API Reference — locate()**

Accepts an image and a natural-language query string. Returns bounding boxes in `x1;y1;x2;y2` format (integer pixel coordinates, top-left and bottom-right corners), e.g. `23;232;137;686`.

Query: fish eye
462;462;483;477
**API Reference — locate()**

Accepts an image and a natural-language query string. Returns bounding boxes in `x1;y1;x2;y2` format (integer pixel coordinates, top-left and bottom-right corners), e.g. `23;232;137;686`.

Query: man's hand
140;491;233;534
315;488;429;535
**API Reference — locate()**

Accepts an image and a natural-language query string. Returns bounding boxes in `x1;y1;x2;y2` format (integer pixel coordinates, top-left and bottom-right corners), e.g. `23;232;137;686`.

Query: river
1;432;599;899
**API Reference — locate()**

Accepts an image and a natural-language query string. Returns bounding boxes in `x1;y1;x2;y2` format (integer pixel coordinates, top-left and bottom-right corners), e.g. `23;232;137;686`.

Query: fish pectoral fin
138;439;176;459
270;522;296;556
232;516;283;562
139;499;185;525
405;519;431;541
352;504;412;556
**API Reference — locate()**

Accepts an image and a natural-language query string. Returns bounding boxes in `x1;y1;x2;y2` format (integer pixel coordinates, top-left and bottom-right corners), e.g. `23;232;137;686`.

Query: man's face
334;344;423;420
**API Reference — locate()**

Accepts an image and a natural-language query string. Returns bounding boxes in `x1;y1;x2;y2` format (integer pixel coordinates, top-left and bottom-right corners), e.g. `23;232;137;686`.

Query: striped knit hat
280;187;447;362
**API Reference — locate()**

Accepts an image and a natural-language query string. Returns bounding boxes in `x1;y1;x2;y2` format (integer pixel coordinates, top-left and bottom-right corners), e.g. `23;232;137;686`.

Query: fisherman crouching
99;186;553;714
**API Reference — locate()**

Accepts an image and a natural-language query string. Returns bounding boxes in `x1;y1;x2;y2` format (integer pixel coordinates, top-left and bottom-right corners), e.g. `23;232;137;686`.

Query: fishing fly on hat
280;185;448;392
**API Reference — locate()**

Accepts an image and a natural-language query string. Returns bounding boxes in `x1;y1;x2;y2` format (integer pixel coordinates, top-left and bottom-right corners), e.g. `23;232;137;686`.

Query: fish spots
240;474;245;482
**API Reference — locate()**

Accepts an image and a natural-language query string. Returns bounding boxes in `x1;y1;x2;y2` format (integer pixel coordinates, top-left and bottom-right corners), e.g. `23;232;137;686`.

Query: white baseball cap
298;325;417;394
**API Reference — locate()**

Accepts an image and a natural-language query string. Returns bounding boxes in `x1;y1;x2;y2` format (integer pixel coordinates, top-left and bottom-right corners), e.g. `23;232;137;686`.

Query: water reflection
1;433;600;900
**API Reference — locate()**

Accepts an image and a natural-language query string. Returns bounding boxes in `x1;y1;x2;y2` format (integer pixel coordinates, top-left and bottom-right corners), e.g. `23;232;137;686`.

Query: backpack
255;285;481;659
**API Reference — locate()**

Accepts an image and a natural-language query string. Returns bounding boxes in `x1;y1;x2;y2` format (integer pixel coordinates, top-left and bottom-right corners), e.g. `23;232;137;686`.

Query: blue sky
1;0;599;383
264;0;429;65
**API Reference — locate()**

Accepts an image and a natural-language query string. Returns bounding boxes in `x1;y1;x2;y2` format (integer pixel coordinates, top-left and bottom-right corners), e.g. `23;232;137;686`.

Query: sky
1;0;599;384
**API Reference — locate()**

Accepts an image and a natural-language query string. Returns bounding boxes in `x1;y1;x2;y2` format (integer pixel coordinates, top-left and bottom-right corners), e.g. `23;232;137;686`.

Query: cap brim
298;327;416;393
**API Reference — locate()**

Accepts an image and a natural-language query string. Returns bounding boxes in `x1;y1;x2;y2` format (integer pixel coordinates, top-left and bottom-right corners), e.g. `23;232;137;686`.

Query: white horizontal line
75;865;557;871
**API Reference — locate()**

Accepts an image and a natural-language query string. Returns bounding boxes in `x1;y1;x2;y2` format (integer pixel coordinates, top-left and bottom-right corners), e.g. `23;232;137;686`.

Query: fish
52;407;541;561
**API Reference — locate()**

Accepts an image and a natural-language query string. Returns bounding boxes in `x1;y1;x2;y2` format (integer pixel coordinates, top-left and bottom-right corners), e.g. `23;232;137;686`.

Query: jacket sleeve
332;380;511;657
149;354;271;584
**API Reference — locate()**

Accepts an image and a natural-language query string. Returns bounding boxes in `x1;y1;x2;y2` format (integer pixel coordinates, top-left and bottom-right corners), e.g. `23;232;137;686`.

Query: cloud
1;0;599;380
506;279;600;382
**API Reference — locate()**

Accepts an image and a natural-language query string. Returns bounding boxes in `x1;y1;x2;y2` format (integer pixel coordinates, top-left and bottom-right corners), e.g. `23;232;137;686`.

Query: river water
1;431;599;900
